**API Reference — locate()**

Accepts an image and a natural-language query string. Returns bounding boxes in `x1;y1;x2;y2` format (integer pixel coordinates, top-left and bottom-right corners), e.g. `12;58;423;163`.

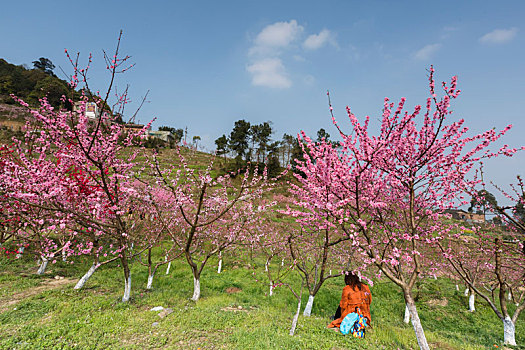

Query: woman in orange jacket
328;272;372;329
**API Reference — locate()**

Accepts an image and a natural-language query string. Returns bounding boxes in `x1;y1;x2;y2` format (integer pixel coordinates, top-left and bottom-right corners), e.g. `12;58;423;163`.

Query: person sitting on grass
327;271;372;330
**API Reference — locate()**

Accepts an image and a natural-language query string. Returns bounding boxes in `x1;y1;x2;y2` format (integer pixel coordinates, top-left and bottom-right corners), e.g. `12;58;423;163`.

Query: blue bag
340;307;367;338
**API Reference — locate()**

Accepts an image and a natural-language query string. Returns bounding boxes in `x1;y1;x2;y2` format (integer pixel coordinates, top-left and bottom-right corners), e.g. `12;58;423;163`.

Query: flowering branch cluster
287;66;520;349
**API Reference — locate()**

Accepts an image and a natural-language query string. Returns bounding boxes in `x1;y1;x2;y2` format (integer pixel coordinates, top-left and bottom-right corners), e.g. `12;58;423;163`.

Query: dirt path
0;277;75;312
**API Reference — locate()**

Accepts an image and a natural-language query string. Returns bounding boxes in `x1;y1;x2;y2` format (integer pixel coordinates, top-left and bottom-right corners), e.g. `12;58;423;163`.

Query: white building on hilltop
147;130;175;142
73;102;99;119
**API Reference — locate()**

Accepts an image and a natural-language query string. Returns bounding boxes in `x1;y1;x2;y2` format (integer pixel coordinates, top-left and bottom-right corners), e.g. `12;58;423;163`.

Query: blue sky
1;0;524;201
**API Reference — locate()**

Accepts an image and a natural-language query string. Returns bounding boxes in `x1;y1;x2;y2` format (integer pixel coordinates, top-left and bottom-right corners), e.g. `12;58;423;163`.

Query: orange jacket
328;284;372;328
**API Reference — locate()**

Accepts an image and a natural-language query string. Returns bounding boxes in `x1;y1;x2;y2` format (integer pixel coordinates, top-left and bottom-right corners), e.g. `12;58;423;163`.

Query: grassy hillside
0;249;523;349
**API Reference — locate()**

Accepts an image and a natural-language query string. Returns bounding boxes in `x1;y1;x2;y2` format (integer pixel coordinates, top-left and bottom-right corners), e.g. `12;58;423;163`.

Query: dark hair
344;271;362;291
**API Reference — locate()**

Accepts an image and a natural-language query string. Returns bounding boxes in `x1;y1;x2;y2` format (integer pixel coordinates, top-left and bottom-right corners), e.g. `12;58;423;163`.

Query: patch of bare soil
0;276;75;312
220;305;257;313
225;287;242;294
220;305;248;312
425;298;448;307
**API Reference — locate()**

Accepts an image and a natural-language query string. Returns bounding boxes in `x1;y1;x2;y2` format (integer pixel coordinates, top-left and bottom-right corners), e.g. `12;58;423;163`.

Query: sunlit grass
1;248;523;349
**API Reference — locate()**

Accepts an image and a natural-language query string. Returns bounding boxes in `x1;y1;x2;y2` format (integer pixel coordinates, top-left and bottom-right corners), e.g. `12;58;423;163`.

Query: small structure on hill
73;102;100;119
0;119;25;132
444;209;485;223
148;130;175;142
0;104;31;132
123;122;150;133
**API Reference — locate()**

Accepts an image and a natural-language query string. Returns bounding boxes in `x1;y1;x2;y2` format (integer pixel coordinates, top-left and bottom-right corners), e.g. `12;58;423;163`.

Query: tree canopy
0;58;75;107
32;57;55;76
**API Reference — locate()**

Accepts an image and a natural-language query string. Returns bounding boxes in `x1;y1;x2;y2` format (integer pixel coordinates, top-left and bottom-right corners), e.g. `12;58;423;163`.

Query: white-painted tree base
146;273;155;290
166;261;171;275
37;258;48;275
407;301;430;350
269;284;274;296
217;259;222;274
16;246;24;259
74;264;98;289
455;284;459;292
404;303;411;324
464;288;469;297
289;298;302;336
303;295;315;316
191;277;200;301
503;317;516;346
122;275;131;302
469;293;475;312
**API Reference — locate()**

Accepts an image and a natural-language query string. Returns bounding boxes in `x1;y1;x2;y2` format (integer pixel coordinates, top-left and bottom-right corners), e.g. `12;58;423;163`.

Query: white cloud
414;43;441;60
246;20;339;88
479;28;518;44
303;29;336;50
250;20;303;55
246;58;292;89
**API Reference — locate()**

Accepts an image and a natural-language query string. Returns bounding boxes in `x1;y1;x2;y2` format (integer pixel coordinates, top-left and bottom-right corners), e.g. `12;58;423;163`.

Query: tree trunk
37;257;48;275
191;275;201;301
16;246;24;259
146;271;155;290
269;283;274;296
289;296;302;336
469;293;475;312
74;263;99;289
62;249;67;262
217;252;222;274
166;261;171;275
405;294;430;350
145;249;155;290
303;294;315;316
503;316;516;346
464;287;469;297
404;303;411;324
455;284;459;292
121;257;132;302
507;291;512;301
122;274;131;302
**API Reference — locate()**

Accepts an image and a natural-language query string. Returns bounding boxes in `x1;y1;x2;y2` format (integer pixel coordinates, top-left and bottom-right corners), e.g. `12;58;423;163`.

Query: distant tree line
0;57;81;109
215;119;335;176
468;188;525;227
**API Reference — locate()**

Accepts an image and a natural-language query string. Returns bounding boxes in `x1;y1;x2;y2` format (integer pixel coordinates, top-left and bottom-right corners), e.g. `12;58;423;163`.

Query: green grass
0;250;523;350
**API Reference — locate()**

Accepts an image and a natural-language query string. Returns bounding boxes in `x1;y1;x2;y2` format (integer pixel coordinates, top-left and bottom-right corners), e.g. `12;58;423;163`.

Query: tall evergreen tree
469;189;498;216
229;119;251;161
32;57;55;76
316;128;330;142
215;134;229;158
